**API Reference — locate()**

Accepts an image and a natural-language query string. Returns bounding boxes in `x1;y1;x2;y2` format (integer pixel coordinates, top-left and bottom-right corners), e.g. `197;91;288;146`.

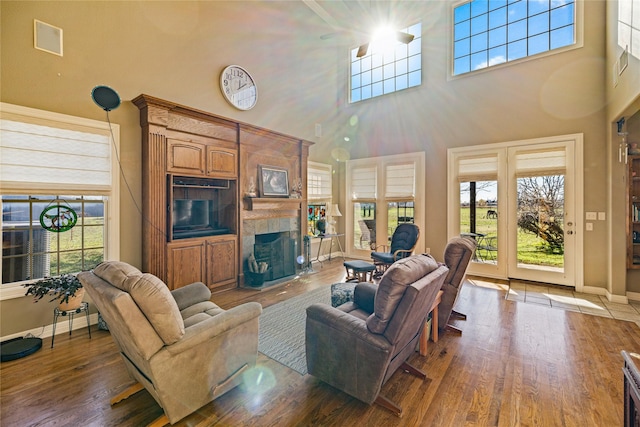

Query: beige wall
0;0;620;336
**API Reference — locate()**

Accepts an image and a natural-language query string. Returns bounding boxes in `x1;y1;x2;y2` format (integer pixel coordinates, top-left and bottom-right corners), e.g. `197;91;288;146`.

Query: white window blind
457;155;499;182
385;163;415;198
307;162;332;200
515;148;566;177
351;166;377;199
0;118;111;191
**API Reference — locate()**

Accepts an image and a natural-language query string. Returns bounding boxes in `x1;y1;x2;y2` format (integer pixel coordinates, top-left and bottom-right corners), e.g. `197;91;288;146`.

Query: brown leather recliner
78;261;262;426
437;236;477;333
305;254;448;416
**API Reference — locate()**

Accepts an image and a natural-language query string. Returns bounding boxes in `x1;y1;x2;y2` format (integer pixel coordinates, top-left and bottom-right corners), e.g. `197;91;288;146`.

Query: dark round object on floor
0;337;43;362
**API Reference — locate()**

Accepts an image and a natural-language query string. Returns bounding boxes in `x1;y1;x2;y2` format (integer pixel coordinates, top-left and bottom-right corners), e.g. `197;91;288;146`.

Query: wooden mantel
242;197;305;220
243;197;305;210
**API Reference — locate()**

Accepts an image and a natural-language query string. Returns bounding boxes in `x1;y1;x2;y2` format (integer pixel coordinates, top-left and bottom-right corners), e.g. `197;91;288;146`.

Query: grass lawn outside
48;217;104;274
461;206;563;268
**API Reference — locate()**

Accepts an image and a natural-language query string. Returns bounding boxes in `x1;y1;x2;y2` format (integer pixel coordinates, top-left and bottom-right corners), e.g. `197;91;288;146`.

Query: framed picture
259;165;289;197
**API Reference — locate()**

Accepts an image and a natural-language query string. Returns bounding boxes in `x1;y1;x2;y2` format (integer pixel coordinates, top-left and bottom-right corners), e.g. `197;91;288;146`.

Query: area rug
258;286;331;375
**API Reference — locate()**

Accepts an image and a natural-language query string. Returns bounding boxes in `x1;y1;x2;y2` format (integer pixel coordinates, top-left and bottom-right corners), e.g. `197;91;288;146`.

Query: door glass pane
516;175;564;271
387;201;415;238
353;203;376;249
460;181;498;263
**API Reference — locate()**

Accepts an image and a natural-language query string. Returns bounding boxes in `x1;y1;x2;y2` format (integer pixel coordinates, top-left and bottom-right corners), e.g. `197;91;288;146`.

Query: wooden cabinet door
167;241;205;290
167;139;205;176
206;238;237;290
206;146;237;178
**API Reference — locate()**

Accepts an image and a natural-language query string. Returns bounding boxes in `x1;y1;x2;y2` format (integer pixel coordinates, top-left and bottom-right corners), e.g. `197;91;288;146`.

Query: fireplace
253;231;296;281
242;216;300;286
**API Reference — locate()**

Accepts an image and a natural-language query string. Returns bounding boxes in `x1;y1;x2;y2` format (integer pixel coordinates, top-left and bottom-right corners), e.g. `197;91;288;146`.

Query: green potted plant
24;273;85;311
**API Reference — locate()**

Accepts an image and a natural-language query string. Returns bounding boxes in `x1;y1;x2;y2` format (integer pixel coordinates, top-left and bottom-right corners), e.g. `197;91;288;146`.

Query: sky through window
453;0;576;76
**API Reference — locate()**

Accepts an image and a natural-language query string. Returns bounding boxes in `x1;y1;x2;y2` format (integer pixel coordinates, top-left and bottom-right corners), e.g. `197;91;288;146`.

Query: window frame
349;22;422;103
345;152;425;258
0;103;120;300
307;161;333;235
449;0;584;79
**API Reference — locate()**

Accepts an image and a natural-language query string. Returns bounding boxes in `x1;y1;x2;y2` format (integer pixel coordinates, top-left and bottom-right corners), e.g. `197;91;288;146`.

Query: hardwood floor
2;259;639;426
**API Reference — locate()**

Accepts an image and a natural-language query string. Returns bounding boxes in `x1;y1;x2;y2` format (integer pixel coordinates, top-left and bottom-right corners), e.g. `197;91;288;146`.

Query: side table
51;301;91;348
311;234;345;266
419;290;443;356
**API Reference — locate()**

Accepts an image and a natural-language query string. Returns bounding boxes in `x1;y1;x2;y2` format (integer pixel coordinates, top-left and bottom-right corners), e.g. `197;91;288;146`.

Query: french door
448;135;583;288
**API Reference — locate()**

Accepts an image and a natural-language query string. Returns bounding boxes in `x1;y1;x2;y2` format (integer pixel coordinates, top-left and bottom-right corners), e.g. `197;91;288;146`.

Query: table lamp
328;203;342;234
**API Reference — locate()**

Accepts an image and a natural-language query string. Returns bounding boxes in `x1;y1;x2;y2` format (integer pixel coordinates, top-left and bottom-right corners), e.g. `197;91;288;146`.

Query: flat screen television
172;199;229;239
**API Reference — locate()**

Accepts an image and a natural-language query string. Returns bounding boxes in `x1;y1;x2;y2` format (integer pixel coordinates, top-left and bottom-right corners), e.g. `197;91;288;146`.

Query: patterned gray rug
258;286;331;375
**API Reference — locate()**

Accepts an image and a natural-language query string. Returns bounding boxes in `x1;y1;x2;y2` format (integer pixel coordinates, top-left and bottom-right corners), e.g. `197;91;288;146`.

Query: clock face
220;65;258;110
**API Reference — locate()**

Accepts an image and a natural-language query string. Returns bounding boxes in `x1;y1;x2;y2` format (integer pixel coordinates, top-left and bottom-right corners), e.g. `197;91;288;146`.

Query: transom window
453;0;576;76
350;22;422;103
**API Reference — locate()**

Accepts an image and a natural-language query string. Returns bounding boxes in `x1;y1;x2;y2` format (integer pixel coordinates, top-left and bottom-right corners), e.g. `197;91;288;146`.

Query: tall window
453;0;577;76
350;22;422;103
346;152;425;257
0;103;119;299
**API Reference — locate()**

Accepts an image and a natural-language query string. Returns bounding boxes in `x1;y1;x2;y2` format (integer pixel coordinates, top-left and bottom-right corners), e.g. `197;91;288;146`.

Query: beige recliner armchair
305;254;448;416
78;261;262;426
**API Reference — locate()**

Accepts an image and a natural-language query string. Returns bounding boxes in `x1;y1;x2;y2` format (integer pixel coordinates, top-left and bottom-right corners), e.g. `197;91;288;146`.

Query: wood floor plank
2;261;639;426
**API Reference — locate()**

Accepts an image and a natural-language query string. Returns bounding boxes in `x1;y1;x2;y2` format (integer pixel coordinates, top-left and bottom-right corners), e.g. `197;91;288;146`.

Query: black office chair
371;223;420;277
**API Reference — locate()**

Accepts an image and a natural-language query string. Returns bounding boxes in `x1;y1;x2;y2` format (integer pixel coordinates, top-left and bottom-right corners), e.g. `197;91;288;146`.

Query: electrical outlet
586;222;593;231
586;212;597;220
425;247;430;254
598;212;606;221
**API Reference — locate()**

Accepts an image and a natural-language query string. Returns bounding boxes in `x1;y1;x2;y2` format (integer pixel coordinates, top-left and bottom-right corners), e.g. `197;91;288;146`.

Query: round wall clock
220;65;258;110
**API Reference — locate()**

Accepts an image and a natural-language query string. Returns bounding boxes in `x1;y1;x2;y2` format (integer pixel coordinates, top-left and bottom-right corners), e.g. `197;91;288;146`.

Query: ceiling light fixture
356;26;415;58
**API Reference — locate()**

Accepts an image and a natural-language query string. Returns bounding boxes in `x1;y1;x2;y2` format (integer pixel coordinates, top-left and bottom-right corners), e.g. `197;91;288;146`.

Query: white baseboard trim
582;285;629;304
2;313;99;342
626;291;640;302
607;292;629;304
581;285;607;296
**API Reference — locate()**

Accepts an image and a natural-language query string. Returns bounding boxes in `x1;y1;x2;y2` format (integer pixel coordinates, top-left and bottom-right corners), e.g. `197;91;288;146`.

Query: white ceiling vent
34;19;63;56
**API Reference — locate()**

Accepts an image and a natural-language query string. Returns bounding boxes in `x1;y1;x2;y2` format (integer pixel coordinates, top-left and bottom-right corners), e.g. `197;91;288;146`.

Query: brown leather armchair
305;254;448;416
78;261;262;426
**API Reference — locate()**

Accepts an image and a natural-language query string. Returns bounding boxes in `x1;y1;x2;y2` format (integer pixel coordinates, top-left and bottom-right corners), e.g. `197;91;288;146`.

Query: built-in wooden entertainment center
133;95;312;292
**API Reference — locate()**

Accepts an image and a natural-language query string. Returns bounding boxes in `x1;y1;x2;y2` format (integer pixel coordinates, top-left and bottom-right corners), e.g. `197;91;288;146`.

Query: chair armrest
392;248;414;261
373;244;389;252
165;302;262;355
171;282;212;311
353;282;377;313
306;303;390;349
